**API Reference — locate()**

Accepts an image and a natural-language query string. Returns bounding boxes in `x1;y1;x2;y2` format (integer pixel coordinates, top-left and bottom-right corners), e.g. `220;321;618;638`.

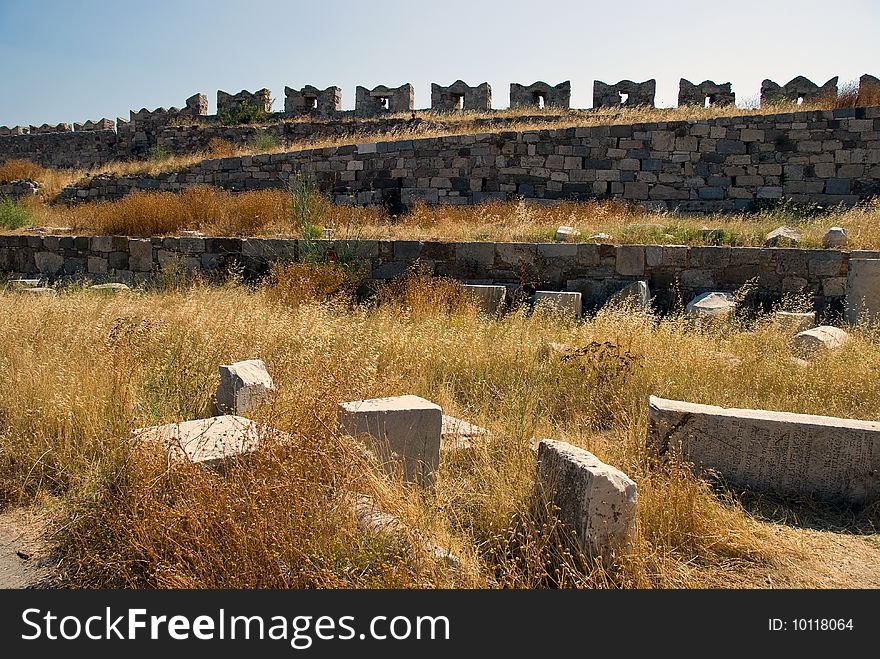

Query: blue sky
1;0;878;126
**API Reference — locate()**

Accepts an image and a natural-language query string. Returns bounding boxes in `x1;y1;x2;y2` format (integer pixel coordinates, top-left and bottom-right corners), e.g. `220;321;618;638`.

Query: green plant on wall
147;145;171;162
252;131;279;151
218;100;272;126
0;196;31;229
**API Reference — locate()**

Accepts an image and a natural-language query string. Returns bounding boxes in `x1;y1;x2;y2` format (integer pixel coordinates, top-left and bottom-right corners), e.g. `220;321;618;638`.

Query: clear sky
1;0;878;126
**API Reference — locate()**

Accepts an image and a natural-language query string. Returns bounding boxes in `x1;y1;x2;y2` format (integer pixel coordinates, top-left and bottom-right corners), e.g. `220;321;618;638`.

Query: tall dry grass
1;272;878;588
0;159;81;201
22;191;880;250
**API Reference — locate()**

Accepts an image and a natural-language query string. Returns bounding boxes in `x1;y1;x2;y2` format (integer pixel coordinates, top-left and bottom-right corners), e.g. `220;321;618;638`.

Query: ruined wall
0;234;861;317
679;80;735;107
217;89;272;114
431;81;492;112
355;85;415;116
593;80;656;108
509;81;570;109
0;179;41;199
284;86;341;116
58;106;880;213
761;76;838;106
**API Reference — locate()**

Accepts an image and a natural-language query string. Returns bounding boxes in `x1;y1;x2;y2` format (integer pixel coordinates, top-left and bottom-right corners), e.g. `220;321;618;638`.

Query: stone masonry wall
57;107;880;213
0;234;865;317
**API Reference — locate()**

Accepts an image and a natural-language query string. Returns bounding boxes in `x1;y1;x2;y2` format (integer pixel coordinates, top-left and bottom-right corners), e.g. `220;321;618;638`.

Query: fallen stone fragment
441;414;489;450
555;225;580;242
337;395;441;488
89;283;131;292
647;395;880;504
132;415;276;468
685;291;735;318
589;232;612;242
606;280;650;310
765;226;801;246
7;278;41;290
792;325;848;357
353;495;462;571
214;359;275;415
536;439;637;556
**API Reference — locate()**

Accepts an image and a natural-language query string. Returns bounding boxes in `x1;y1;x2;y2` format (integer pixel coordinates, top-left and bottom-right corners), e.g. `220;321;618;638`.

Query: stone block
215;359;276;415
846;259;880;326
686;291;734;318
792;326;849;357
555;225;580;242
533;291;582;319
616;245;645;276
536;439;637;555
129;239;153;272
605;280;650;310
441;415;489;451
337;395;442;488
822;227;848;248
647;395;880;504
461;284;506;315
132;415;272;468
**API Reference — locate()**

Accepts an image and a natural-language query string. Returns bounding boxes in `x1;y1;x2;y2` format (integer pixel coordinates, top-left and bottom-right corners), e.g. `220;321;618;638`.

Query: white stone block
215;359;275;415
132;415;271;468
555;225;580;242
533;291;582;319
22;287;56;297
647;395;880;504
337;395;442;487
461;284;506;315
536;439;637;556
686;291;735;318
846;259;880;327
441;414;489;450
792;325;848;357
89;283;131;292
606;280;650;310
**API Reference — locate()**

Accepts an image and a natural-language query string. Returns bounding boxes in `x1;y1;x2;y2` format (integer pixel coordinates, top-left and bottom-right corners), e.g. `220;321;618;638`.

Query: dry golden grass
0;272;877;588
0;159;81;201
20;189;880;250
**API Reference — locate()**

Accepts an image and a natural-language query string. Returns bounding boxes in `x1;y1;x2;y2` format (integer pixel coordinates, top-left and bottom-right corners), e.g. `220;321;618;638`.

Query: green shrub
252;132;279;151
0;196;31;229
147;145;171;162
217;100;272;126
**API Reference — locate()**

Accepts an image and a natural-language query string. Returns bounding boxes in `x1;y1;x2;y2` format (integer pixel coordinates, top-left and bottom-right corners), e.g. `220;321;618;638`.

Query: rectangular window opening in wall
705;95;713;108
797;96;804;105
533;91;546;109
305;96;318;110
619;92;629;105
379;97;390;110
453;94;464;110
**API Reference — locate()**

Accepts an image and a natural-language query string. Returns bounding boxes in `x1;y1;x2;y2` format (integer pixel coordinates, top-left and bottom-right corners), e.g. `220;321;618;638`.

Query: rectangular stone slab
647;396;880;504
847;259;880;326
461;284;506;315
132;415;264;468
533;291;582;319
536;439;637;556
337;395;442;488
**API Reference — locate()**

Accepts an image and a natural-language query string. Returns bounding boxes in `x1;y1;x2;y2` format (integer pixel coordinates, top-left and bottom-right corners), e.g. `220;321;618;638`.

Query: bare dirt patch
0;507;57;588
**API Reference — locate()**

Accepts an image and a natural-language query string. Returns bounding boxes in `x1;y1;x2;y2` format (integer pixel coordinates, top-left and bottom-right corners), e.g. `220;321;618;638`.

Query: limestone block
128;239;153;272
764;226;801;246
441;414;489;450
555;225;580;242
822;227;848;248
616;245;645;276
536;439;637;555
846;259;880;326
792;326;849;357
772;311;815;334
685;291;735;318
89;283;131;293
605;280;650;310
132;415;270;468
215;359;275;415
7;278;41;290
533;291;582;319
647;395;880;504
337;395;442;487
461;284;506;315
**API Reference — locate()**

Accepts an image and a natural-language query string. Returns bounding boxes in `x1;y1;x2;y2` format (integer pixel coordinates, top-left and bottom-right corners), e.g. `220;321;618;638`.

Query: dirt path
0;507;57;589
